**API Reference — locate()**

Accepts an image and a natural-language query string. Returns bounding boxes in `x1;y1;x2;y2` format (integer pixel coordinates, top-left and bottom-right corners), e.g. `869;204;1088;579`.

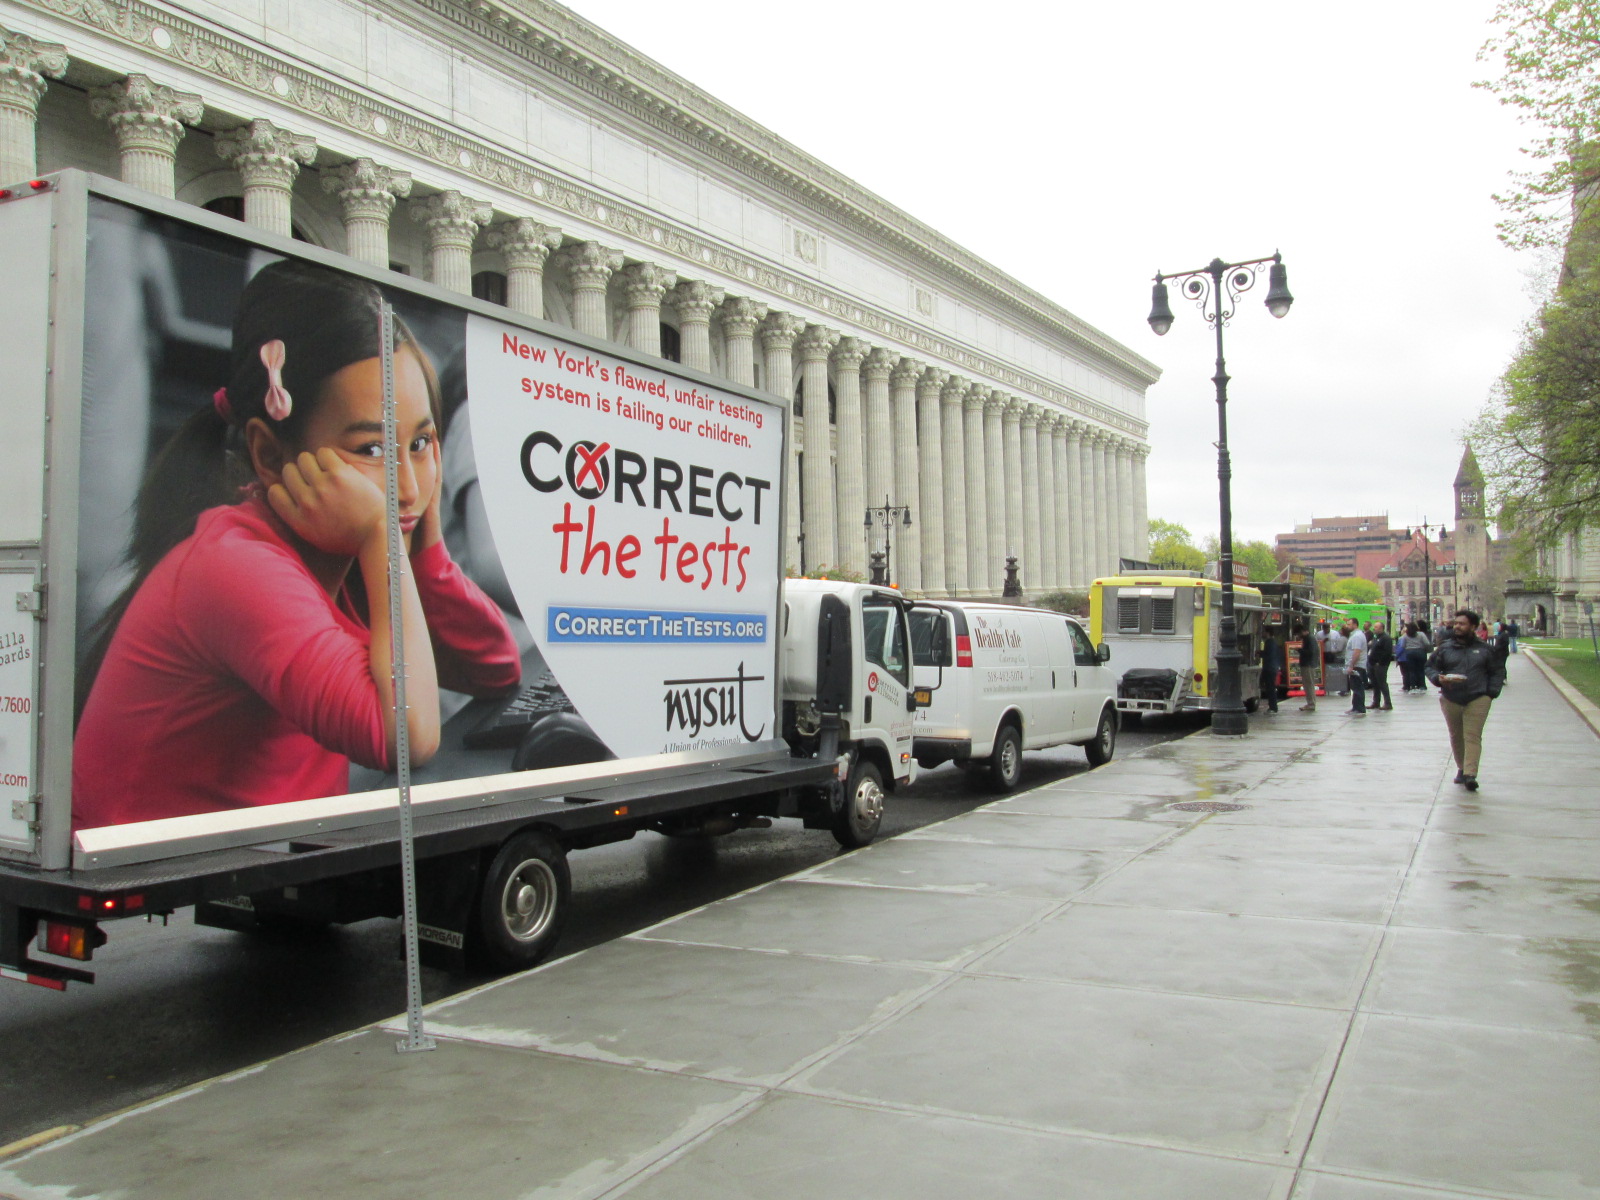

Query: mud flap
412;850;484;973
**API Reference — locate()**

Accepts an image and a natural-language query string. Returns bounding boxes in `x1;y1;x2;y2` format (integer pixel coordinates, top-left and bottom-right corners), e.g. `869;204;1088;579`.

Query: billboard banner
68;197;783;831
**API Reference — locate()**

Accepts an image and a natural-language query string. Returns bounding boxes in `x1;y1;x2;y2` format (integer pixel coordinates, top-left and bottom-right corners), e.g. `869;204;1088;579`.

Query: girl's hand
412;437;445;553
268;448;386;557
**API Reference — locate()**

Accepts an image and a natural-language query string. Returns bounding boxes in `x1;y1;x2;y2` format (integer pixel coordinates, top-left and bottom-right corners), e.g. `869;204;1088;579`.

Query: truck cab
780;580;919;844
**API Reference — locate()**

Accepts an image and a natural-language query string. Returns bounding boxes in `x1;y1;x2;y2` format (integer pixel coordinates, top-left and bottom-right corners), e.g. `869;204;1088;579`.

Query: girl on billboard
73;260;520;829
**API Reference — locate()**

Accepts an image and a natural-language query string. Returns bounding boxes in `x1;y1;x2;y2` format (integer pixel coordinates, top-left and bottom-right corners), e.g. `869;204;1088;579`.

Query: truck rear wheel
470;830;570;972
988;724;1024;792
833;760;884;849
1085;707;1117;767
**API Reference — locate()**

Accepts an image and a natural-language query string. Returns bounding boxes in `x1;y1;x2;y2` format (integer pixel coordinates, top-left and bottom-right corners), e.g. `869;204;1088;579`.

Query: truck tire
470;829;570;972
1084;707;1117;767
833;760;884;849
988;724;1024;792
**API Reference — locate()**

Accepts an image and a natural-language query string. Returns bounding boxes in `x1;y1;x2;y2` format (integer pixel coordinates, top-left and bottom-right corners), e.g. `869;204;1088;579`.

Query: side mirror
1097;643;1111;663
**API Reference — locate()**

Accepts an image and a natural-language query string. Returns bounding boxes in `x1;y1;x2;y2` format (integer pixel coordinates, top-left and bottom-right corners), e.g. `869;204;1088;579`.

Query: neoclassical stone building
0;0;1157;597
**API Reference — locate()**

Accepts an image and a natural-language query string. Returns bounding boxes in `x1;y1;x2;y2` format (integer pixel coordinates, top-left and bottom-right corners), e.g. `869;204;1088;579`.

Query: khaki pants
1300;663;1319;709
1440;695;1492;776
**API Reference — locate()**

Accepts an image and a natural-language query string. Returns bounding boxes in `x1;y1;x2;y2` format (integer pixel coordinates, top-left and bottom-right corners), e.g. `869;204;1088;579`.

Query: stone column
1020;406;1043;593
796;324;840;570
1002;400;1024;579
1116;438;1137;563
963;384;990;596
89;75;202;199
760;312;805;571
983;393;1007;592
323;159;412;269
1062;422;1088;588
1037;414;1058;592
559;242;623;340
831;337;869;576
719;296;767;387
1075;428;1100;582
488;218;561;317
941;375;970;596
916;367;949;595
889;356;922;593
670;279;724;372
410;191;492;294
1132;443;1151;559
619;263;677;356
214;119;317;237
1051;419;1073;587
861;347;897;516
0;29;66;184
1090;431;1111;578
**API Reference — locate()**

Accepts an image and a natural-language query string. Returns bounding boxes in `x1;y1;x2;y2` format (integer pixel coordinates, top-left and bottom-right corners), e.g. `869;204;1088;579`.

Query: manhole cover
1169;801;1249;813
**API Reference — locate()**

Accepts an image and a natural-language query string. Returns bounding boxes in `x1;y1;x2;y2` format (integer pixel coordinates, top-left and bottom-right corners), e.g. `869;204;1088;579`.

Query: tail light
955;635;973;668
38;919;106;962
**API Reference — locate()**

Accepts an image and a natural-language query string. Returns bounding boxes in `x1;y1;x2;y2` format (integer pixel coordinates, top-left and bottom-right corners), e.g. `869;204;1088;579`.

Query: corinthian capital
559;241;624;289
1001;396;1024;423
831;336;869;370
215;120;316;187
940;375;970;406
487;217;562;267
1020;403;1042;429
890;356;924;389
668;279;724;322
0;29;67;110
89;74;202;154
322;158;412;220
917;366;949;396
795;323;841;362
718;294;768;338
619;262;677;308
410;190;492;242
964;383;991;412
758;310;806;353
863;346;899;380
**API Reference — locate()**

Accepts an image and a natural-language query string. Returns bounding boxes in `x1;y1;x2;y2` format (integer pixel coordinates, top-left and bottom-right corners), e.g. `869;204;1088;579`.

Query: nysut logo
662;661;766;740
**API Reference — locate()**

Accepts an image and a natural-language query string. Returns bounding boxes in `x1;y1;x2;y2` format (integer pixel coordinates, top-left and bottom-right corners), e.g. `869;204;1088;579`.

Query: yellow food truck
1089;571;1267;723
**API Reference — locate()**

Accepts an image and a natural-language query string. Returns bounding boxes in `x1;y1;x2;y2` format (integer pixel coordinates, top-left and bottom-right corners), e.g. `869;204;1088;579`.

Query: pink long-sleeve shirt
73;496;519;829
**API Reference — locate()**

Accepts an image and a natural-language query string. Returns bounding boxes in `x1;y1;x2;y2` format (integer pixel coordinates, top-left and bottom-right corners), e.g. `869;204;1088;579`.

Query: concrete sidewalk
4;654;1598;1200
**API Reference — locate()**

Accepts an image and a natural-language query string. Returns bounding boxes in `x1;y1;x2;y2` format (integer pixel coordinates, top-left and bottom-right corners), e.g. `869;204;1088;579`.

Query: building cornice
411;0;1160;390
12;0;1151;435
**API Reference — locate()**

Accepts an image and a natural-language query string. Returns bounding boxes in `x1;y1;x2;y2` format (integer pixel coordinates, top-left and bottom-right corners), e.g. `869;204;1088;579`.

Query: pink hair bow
259;339;293;421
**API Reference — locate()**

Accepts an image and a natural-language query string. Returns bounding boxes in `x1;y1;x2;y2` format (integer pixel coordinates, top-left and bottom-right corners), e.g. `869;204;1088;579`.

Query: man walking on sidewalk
1345;618;1368;716
1368;620;1394;710
1426;608;1506;792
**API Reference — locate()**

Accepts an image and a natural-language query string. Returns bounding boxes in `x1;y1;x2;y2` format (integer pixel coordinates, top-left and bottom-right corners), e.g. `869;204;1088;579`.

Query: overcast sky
565;0;1542;552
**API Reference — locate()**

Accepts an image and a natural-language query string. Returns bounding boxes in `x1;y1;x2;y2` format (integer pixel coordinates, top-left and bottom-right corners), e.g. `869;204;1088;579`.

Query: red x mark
573;441;612;489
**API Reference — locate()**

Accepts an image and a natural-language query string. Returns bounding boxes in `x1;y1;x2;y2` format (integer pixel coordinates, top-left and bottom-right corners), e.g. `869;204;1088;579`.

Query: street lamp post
1414;520;1447;628
864;495;913;586
1147;252;1293;737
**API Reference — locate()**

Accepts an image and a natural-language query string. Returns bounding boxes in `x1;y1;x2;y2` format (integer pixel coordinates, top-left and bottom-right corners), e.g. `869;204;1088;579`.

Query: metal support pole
1209;260;1247;737
381;302;434;1055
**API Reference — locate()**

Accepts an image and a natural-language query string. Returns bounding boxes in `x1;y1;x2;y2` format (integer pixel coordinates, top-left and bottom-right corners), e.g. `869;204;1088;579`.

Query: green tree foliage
1476;0;1600;249
1037;589;1091;617
1331;577;1382;603
1473;269;1600;541
1147;518;1206;571
1200;535;1281;584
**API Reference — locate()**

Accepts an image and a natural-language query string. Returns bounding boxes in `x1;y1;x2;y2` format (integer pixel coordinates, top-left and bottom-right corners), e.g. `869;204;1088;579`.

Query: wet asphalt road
0;717;1203;1147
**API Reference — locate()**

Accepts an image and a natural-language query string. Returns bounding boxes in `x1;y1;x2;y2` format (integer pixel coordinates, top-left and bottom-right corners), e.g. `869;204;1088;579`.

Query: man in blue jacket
1425;608;1507;792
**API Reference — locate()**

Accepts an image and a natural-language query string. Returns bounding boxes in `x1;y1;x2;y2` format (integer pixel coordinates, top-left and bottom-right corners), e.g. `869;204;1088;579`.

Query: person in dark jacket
1425;608;1506;791
1367;621;1394;710
1260;632;1284;714
1294;621;1320;711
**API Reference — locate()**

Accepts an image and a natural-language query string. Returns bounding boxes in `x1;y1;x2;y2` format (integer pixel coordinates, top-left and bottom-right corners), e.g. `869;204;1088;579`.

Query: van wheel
988;725;1024;792
833;760;884;849
1085;708;1117;767
469;830;570;972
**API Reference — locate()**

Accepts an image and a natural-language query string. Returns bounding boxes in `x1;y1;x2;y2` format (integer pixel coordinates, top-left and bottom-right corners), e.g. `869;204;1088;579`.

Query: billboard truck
0;171;922;989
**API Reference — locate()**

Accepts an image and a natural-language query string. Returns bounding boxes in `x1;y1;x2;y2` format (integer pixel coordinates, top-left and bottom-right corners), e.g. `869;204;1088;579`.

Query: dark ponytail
79;258;428;710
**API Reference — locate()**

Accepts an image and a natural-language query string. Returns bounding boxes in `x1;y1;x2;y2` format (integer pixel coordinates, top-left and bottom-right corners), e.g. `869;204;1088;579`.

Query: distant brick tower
1454;444;1489;616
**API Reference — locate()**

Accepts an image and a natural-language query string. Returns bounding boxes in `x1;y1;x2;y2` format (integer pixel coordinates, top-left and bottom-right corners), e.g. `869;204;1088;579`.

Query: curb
1523;649;1600;739
0;1126;78;1161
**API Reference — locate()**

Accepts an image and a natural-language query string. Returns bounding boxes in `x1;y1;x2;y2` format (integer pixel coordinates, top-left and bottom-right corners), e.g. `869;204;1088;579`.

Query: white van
909;602;1118;790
